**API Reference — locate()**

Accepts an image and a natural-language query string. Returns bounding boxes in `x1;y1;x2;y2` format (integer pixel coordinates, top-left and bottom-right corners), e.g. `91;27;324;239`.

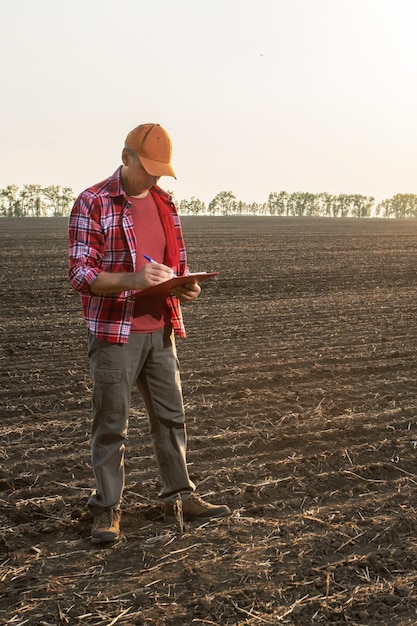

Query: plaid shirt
68;167;188;343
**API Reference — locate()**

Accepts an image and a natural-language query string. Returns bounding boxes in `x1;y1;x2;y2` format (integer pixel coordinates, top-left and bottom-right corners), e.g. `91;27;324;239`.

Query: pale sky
1;0;416;205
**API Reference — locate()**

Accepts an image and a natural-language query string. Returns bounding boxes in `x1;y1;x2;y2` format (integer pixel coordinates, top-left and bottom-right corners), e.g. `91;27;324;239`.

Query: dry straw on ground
1;216;417;625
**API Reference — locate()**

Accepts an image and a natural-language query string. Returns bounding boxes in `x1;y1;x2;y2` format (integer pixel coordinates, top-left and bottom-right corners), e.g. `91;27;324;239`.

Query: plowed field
1;216;417;625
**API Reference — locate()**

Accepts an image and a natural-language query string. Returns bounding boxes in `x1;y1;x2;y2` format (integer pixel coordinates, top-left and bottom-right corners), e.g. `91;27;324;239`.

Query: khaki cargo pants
87;326;195;512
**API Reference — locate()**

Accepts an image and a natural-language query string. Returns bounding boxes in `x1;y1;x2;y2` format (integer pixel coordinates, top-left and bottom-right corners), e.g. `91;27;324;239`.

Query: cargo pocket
92;367;124;413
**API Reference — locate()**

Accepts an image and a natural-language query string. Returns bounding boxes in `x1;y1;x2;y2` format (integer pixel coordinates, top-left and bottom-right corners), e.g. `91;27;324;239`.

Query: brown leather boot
91;508;121;544
164;494;231;522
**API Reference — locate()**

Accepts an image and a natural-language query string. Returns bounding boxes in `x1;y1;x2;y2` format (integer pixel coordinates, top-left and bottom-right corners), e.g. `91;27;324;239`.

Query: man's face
121;148;160;195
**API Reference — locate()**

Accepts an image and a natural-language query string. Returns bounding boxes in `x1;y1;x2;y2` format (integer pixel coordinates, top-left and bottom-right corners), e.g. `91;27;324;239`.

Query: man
69;123;230;544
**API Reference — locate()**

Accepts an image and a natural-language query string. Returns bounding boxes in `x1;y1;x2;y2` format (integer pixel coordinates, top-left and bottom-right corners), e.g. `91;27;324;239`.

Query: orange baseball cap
125;123;177;179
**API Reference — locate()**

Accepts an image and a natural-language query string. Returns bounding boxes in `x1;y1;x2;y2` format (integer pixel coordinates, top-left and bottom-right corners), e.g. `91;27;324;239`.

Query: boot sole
91;532;120;544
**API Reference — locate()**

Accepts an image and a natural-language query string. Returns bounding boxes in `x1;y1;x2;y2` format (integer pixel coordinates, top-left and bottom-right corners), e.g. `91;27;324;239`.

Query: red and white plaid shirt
68;167;188;343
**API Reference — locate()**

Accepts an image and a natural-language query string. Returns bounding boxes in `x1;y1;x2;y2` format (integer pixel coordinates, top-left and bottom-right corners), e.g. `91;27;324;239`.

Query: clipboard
133;272;219;299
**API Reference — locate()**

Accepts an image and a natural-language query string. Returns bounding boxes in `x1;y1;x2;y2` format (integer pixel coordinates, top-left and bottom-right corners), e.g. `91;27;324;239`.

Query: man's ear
121;148;129;166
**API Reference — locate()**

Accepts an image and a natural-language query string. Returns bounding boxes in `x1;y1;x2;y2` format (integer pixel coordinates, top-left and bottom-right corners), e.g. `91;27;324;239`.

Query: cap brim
139;155;177;179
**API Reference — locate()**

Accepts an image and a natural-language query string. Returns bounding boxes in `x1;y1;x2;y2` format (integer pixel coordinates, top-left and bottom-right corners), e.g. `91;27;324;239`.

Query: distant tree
208;191;237;216
333;194;350;218
377;194;417;218
60;187;76;216
43;185;75;216
178;197;206;215
0;188;10;217
374;199;385;217
21;184;45;217
302;192;320;217
350;194;374;218
318;192;336;217
1;185;22;217
287;192;308;217
285;192;297;216
267;191;288;216
246;201;259;216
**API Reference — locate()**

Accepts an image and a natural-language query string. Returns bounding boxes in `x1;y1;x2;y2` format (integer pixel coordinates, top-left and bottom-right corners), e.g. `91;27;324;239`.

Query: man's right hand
90;263;174;296
134;262;175;290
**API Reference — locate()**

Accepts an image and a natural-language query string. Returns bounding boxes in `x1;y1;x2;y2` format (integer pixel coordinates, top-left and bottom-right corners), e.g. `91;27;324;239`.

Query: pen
143;254;159;264
143;254;177;276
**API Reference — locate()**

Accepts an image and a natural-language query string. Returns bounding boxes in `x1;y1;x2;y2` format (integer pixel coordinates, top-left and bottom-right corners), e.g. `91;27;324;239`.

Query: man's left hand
171;282;201;303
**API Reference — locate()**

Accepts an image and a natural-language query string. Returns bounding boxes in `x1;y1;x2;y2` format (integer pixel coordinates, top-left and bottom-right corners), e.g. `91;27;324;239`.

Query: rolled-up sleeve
68;194;103;293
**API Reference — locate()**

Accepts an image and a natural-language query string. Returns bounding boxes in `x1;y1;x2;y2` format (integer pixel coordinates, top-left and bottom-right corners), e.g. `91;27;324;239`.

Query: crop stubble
1;216;417;625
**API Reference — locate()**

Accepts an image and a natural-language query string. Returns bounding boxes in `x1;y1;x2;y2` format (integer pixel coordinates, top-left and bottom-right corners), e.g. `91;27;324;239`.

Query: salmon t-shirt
128;192;171;333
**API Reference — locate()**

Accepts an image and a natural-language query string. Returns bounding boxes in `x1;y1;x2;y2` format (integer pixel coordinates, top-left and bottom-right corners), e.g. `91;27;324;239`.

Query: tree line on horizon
0;184;74;218
1;184;417;219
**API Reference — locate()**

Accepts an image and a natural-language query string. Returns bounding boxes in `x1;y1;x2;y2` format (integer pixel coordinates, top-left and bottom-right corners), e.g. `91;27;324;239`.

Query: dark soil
1;216;417;625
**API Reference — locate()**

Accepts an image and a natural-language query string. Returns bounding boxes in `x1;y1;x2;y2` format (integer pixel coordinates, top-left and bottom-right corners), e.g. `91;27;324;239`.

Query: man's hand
137;262;175;290
171;282;201;303
90;263;174;295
